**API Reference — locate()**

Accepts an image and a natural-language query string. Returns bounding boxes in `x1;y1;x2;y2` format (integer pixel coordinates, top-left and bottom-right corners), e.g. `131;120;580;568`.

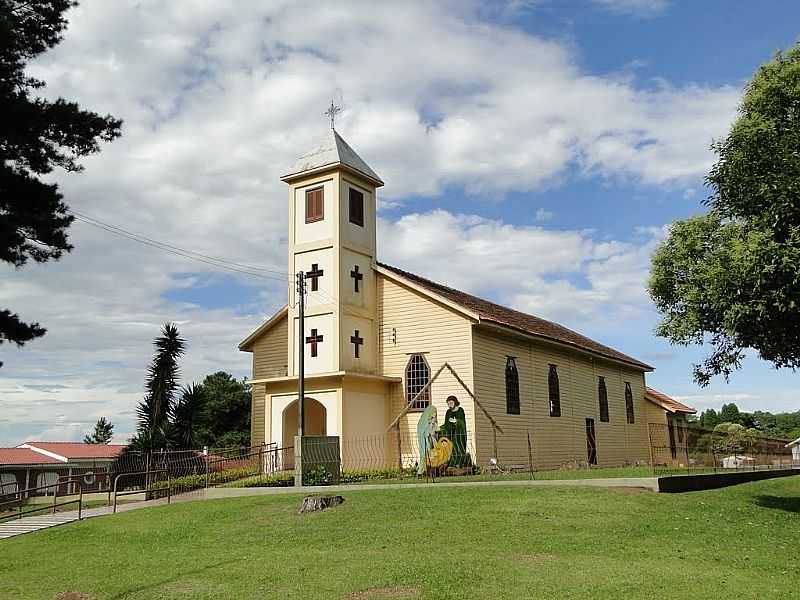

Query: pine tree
83;417;114;444
0;1;122;366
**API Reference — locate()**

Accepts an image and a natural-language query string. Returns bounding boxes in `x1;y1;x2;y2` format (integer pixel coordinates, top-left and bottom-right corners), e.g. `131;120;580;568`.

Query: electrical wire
69;209;292;284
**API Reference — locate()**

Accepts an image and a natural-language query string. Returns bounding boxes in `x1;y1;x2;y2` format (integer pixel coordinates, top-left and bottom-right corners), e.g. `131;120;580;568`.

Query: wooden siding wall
643;399;668;427
252;316;289;380
472;327;650;469
248;314;288;448
377;276;477;450
250;383;266;447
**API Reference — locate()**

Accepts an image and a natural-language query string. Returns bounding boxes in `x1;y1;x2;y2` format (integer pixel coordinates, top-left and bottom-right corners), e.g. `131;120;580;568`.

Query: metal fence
648;423;795;475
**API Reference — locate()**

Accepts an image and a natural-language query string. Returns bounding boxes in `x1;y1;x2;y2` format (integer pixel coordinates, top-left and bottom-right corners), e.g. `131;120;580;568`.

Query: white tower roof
281;129;384;186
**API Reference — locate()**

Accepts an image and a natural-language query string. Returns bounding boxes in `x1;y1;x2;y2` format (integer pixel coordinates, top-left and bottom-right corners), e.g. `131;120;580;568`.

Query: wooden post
395;426;402;473
647;423;655;475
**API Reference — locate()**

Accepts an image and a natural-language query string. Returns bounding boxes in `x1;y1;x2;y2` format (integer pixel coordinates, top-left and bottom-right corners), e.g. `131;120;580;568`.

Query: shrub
149;467;255;492
228;472;294;488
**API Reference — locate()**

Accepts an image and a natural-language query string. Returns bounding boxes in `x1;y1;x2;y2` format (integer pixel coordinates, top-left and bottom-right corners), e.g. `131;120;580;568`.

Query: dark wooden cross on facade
307;263;324;292
350;265;363;293
350;329;364;359
305;328;324;357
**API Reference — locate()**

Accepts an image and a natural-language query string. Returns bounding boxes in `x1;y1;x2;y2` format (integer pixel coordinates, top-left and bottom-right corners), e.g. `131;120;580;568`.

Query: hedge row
148;467;256;491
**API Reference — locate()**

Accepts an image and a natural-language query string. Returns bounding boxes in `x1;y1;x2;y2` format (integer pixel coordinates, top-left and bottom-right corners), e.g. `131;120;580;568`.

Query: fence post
203;446;209;489
527;431;534;480
684;432;690;475
647;424;655;475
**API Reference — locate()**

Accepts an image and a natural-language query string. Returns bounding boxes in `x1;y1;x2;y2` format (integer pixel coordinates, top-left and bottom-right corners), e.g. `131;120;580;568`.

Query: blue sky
1;0;799;446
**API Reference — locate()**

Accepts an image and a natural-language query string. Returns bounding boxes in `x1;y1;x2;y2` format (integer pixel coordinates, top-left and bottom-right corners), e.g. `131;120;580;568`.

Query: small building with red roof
643;387;696;467
0;442;125;498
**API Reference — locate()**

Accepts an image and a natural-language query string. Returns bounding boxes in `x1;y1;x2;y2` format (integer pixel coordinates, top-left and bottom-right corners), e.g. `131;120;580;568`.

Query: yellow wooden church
239;129;694;471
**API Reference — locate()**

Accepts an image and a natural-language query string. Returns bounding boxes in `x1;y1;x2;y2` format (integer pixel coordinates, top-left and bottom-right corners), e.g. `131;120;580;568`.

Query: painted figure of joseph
440;395;468;466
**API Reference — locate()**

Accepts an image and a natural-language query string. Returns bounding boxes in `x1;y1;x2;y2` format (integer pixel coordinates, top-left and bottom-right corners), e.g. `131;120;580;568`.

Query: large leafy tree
131;323;186;451
649;44;800;385
171;372;251;449
83;416;113;444
0;1;122;367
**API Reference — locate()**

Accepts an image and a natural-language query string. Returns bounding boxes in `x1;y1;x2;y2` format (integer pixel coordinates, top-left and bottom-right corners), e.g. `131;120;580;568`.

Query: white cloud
592;0;669;17
535;208;554;221
379;210;664;325
0;0;744;443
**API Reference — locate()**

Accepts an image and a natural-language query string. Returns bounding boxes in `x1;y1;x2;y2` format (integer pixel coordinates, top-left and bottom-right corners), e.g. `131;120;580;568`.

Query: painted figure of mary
416;404;438;475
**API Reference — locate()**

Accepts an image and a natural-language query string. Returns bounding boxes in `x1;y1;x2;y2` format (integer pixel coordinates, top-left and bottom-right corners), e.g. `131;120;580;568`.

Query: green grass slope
2;477;798;600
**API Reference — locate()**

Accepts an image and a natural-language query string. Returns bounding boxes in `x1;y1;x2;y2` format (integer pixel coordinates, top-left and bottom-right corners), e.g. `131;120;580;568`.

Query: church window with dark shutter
505;357;520;414
349;187;364;226
598;376;609;422
548;364;561;417
305;186;324;223
406;354;430;409
625;382;635;424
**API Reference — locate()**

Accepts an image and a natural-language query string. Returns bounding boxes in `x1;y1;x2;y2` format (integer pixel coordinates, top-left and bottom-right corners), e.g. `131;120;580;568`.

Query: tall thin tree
133;323;186;451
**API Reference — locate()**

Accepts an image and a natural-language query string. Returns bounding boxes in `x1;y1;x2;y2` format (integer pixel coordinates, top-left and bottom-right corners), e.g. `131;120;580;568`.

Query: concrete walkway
0;476;658;540
0;496;175;540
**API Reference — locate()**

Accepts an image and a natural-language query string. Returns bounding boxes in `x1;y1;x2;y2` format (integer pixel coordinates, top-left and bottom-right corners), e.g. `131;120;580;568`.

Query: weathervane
324;99;342;130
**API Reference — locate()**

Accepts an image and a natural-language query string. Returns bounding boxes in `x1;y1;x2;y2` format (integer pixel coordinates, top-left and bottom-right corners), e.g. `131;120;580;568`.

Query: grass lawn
2;477;799;600
356;464;657;484
225;465;657;488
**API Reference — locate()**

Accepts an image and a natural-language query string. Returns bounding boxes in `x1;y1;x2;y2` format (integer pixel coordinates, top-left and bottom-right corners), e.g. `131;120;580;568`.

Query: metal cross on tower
324;100;342;130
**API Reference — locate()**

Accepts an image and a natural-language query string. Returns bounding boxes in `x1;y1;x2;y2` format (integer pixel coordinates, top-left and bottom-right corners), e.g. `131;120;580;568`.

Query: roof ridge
377;261;651;370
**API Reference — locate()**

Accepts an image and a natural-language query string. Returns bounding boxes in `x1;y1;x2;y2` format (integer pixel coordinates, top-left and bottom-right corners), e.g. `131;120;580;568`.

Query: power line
69;209;291;284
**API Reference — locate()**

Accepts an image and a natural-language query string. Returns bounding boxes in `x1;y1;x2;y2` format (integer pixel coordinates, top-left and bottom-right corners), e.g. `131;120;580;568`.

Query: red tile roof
21;442;125;460
0;448;62;466
645;387;697;414
377;262;652;370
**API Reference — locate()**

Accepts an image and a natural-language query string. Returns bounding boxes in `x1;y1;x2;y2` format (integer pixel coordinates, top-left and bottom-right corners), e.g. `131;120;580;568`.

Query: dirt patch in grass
517;553;556;563
344;586;420;599
54;593;92;600
609;486;652;495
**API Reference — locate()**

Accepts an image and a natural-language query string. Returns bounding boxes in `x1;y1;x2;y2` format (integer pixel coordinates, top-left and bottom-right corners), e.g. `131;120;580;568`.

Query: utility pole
297;271;306;437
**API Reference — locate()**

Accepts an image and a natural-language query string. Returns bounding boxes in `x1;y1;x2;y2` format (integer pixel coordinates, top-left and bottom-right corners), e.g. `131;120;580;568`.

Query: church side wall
472;326;650;470
250;383;267;448
248;314;289;449
252;315;289;380
377;276;476;458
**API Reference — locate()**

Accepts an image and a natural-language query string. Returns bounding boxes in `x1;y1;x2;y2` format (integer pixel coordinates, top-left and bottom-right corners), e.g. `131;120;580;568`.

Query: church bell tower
281;128;384;378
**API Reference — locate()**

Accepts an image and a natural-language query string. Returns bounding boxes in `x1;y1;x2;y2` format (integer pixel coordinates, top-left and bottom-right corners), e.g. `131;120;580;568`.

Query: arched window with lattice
598;376;609;422
505;357;520;414
406;354;431;409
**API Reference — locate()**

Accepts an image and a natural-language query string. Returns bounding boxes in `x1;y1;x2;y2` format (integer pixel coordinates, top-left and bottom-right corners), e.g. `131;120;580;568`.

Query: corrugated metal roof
282;129;384;185
378;262;652;370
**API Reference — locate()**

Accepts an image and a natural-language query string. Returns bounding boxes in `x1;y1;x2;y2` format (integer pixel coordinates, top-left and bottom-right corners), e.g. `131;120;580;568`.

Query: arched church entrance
281;397;327;450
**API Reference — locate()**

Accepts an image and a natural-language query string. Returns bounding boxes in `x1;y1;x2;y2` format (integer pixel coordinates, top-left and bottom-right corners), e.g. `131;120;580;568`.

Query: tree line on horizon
693;402;800;441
